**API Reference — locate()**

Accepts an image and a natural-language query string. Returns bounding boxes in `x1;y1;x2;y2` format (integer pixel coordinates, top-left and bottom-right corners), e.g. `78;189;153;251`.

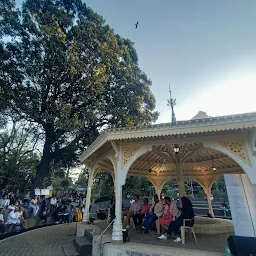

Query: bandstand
79;111;256;244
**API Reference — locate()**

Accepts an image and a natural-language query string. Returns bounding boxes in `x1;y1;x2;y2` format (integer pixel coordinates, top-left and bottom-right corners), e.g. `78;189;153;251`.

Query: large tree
0;0;158;192
0;121;40;192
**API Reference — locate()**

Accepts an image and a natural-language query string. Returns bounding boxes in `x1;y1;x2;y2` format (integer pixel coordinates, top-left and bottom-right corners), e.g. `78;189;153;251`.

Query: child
81;204;85;218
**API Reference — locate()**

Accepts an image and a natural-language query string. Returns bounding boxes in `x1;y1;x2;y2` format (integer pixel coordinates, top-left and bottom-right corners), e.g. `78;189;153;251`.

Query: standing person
221;201;228;218
122;195;141;229
142;194;163;234
132;198;150;228
81;204;85;218
158;196;195;242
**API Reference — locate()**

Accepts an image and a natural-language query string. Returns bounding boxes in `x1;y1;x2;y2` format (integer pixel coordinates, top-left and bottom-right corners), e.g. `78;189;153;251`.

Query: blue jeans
143;214;158;231
29;204;39;216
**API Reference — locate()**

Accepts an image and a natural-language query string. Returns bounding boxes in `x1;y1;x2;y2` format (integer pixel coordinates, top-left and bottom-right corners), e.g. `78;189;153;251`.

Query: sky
84;0;256;123
15;0;256;123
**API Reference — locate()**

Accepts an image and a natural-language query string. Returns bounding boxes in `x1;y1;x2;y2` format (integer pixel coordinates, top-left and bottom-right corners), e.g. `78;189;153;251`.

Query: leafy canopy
0;0;158;187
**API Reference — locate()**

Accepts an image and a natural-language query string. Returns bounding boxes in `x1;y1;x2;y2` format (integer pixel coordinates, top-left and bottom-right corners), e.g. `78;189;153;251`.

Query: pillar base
111;239;123;245
112;220;123;242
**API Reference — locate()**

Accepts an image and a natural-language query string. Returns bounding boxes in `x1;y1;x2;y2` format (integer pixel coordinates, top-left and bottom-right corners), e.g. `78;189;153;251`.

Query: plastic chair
180;218;197;245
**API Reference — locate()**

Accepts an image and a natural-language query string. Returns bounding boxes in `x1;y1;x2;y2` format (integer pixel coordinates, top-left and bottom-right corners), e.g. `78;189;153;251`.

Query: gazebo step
73;237;92;256
62;243;79;256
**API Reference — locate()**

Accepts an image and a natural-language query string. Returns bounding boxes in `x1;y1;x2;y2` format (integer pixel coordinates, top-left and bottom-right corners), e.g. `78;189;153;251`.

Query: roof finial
167;83;176;124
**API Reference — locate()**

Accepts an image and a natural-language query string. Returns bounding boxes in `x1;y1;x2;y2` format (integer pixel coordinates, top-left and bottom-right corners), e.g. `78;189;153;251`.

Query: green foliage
0;0;158;190
51;167;73;194
91;171;113;200
75;169;89;191
123;176;154;197
211;176;228;200
75;170;113;200
0;121;40;192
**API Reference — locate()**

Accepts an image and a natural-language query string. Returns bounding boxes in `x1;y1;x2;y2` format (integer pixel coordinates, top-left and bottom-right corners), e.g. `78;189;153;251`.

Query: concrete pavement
0;223;77;256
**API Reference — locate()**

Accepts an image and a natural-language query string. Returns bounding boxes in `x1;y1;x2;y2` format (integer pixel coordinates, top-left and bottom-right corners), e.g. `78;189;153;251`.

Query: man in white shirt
122;195;141;229
6;207;20;232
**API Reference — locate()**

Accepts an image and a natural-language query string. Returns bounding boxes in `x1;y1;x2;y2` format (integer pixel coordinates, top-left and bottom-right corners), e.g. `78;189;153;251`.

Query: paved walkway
0;223;77;256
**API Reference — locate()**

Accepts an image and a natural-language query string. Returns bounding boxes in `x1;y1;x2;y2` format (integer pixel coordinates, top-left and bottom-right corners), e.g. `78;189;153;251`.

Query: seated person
0;196;5;208
64;202;73;223
17;206;27;229
29;196;39;217
50;196;57;214
132;198;150;228
122;195;141;229
55;201;72;223
0;207;5;234
158;197;179;235
39;200;48;224
2;195;10;208
158;196;195;242
142;194;163;234
6;206;21;231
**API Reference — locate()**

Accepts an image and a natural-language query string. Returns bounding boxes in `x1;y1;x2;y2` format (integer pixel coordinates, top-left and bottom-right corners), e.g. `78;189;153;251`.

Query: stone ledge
103;242;224;256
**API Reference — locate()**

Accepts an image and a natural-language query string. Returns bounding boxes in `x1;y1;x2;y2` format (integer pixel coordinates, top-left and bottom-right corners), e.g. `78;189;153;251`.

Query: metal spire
167;83;176;124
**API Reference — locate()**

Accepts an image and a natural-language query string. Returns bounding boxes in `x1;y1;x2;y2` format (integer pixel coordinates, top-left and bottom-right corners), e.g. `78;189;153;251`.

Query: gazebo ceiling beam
133;155;232;165
129;166;242;175
181;143;204;162
128;167;242;178
153;148;172;161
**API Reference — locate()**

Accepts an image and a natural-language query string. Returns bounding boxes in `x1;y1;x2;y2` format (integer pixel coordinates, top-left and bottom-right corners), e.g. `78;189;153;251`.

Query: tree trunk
31;134;53;195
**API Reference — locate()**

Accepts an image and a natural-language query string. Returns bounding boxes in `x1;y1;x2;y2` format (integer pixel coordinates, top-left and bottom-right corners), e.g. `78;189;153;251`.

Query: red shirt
139;203;151;214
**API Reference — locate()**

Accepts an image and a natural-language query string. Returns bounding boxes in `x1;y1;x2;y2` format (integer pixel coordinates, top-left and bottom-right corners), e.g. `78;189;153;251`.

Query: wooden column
176;163;185;198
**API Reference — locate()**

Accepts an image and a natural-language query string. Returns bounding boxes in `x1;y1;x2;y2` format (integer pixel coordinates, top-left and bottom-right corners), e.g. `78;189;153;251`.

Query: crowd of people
0;189;89;235
114;193;195;243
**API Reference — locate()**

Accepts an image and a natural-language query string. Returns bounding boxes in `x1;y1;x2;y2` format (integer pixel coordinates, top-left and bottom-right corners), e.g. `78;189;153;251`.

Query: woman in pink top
159;197;173;227
132;198;150;228
159;197;179;235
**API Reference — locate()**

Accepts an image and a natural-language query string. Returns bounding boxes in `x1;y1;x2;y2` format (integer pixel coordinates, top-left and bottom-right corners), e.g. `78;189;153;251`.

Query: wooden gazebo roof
80;112;256;179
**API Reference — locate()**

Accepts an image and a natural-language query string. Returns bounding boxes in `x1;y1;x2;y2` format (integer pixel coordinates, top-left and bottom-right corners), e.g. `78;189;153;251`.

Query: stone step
73;237;92;256
62;243;79;256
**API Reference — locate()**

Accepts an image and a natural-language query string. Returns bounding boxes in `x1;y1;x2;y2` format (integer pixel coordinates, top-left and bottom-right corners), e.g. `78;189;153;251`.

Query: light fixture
211;156;217;171
147;161;152;173
173;144;180;154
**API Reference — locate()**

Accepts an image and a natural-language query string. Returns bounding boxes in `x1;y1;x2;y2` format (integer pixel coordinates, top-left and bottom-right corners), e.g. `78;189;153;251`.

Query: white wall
225;174;256;237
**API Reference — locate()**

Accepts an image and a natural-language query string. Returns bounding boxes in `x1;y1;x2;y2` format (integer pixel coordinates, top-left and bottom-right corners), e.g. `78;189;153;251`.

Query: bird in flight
135;21;139;29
